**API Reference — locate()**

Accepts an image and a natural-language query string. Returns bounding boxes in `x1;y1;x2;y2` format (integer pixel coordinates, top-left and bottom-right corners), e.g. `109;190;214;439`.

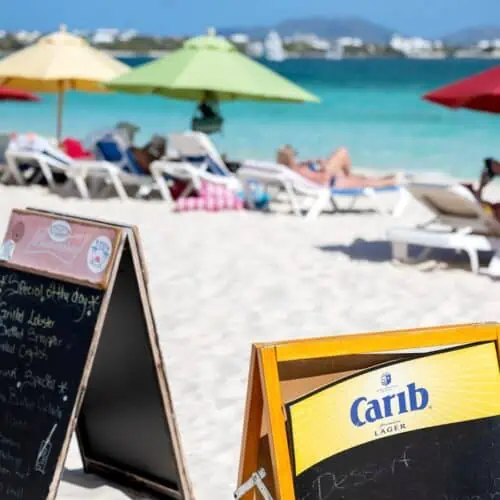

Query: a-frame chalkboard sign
236;323;500;500
0;207;193;500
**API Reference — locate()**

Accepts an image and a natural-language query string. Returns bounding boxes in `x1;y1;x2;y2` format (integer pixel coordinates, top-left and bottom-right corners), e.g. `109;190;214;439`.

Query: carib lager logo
350;372;430;428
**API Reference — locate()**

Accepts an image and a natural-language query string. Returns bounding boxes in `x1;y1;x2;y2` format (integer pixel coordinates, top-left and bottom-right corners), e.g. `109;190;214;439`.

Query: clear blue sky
3;0;500;37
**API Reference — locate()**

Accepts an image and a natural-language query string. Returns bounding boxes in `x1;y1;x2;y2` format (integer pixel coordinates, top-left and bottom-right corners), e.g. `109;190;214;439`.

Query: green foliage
0;35;24;51
95;36;184;52
284;41;322;53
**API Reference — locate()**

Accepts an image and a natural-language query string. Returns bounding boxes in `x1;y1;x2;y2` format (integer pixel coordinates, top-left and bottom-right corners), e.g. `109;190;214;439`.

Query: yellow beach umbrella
0;25;130;140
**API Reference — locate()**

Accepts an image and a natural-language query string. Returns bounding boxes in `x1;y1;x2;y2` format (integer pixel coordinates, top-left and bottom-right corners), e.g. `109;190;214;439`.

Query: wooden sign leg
496;325;500;362
259;348;295;500
238;346;264;500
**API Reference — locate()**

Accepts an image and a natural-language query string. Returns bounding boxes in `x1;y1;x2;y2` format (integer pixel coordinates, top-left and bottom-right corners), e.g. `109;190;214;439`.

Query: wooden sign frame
0;207;193;499
236;323;500;500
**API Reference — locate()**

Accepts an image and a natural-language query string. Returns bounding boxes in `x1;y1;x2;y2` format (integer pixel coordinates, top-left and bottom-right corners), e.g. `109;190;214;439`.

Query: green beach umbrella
106;30;319;103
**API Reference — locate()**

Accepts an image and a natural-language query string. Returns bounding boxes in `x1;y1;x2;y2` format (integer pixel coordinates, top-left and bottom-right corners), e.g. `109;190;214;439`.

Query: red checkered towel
174;181;244;212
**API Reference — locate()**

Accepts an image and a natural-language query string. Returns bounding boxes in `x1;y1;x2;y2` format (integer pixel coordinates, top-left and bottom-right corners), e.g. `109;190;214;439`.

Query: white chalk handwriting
0;272;101;323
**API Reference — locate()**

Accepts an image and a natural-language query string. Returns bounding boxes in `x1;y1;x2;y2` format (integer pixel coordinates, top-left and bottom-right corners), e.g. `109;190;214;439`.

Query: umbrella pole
56;84;64;143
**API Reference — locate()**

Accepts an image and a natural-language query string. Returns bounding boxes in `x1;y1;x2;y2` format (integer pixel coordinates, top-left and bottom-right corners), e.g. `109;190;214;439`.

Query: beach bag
174;180;244;212
237;180;271;210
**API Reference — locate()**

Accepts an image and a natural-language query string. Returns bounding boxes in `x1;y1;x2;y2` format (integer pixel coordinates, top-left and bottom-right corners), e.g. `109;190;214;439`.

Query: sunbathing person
276;145;401;187
132;135;167;174
113;122;166;174
464;157;500;220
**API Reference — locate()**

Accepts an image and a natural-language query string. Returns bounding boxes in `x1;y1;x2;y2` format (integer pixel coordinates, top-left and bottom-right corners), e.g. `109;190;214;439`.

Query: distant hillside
442;26;500;46
219;16;396;44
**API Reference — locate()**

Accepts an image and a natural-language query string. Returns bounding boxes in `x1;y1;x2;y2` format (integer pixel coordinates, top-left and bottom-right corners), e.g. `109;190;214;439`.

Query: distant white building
390;34;444;57
477;39;500;49
246;41;264;58
284;33;330;51
0;31;7;40
230;33;249;45
14;30;40;44
264;31;286;61
337;37;364;48
91;28;120;45
325;41;344;59
118;30;139;42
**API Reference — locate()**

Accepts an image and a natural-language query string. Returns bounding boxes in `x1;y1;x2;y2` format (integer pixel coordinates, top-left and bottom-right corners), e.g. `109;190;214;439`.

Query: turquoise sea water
2;57;500;177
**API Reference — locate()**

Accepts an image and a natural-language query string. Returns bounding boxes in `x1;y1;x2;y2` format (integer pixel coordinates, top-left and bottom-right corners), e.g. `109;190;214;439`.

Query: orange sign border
236;323;500;500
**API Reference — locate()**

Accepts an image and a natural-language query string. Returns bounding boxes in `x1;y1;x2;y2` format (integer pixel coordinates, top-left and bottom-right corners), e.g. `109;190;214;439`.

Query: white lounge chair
167;131;236;179
237;160;410;219
387;182;500;277
88;129;158;199
4;149;130;199
150;159;240;206
147;131;242;205
3;134;132;199
3;133;156;200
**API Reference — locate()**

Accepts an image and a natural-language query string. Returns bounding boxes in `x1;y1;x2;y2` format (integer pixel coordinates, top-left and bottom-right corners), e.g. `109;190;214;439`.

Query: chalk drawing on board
35;423;58;475
58;381;68;397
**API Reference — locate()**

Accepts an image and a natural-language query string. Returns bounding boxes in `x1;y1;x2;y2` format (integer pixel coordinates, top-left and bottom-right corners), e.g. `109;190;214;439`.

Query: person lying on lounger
113;122;167;174
132;135;167;174
464;157;500;220
276;145;401;188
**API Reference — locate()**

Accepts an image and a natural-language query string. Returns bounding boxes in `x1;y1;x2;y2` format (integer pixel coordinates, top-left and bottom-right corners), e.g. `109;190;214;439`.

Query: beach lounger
149;131;242;206
3;134;129;199
149;159;240;205
92;130;157;199
386;182;500;277
167;131;236;178
237;160;410;219
0;132;11;174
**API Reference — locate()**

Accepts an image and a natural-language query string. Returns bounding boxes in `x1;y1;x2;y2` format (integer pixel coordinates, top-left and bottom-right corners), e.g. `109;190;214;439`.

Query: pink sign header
0;210;121;288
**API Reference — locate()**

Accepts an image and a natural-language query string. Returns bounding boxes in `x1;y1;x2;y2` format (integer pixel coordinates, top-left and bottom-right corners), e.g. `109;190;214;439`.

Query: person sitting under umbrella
197;92;221;120
192;91;223;134
277;144;401;188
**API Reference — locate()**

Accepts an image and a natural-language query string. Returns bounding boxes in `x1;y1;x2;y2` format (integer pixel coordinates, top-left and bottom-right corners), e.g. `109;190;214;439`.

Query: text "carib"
350;383;429;427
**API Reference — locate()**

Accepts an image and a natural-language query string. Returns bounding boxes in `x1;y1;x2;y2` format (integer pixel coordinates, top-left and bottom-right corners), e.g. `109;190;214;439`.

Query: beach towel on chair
7;133;71;184
61;137;94;159
174;180;244;212
92;130;145;175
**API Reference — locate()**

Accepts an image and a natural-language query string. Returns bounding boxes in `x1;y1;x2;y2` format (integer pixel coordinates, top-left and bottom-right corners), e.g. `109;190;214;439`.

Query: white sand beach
0;182;499;499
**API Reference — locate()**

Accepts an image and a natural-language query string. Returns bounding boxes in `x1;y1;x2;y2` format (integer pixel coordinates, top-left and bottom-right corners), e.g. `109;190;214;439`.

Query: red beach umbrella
0;87;40;102
423;66;500;114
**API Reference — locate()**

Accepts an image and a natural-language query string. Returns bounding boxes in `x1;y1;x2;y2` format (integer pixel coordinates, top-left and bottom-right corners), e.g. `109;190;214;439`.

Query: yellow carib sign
286;342;500;500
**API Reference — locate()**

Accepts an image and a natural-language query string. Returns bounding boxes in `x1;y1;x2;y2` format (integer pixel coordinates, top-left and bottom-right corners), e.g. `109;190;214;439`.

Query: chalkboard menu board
291;415;500;500
0;267;103;499
0;208;192;500
286;342;500;500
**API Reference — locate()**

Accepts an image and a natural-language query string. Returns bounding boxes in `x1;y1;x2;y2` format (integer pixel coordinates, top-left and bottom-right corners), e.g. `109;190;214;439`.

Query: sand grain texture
0;184;497;499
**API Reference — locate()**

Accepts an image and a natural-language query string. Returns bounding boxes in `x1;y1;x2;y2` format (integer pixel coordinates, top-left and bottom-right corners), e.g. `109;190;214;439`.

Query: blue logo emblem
381;372;391;386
